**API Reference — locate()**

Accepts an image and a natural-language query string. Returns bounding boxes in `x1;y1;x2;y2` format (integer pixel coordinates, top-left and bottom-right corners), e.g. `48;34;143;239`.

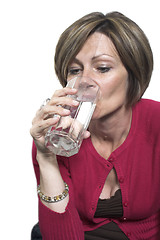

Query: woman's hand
30;87;90;156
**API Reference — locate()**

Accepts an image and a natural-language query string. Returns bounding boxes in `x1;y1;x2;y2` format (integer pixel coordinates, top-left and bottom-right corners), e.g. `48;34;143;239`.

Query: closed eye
68;68;82;76
97;67;111;73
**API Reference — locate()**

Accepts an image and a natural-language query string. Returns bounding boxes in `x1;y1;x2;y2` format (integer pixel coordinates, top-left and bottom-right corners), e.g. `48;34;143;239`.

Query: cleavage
99;168;120;199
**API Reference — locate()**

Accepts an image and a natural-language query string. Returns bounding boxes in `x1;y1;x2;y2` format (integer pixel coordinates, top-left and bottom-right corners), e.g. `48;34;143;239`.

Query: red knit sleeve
32;141;84;240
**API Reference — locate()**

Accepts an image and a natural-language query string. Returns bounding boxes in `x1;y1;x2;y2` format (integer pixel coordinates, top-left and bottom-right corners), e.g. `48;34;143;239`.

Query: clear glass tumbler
45;76;99;157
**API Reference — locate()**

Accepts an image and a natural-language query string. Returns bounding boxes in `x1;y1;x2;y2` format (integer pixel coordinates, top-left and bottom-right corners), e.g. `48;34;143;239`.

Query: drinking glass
45;76;99;157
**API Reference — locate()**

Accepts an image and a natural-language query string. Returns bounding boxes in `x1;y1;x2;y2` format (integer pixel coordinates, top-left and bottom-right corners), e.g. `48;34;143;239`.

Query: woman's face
67;32;129;119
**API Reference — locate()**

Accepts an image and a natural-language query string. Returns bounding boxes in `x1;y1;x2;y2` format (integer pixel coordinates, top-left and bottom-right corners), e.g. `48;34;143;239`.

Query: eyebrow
69;54;115;66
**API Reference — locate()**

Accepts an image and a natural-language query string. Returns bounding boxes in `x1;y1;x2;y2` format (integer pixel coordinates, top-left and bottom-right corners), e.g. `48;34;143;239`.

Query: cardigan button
123;217;127;221
123;201;128;207
119;177;124;183
127;232;131;237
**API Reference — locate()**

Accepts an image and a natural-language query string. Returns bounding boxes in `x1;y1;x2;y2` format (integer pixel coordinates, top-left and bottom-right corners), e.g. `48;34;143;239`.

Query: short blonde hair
54;11;153;106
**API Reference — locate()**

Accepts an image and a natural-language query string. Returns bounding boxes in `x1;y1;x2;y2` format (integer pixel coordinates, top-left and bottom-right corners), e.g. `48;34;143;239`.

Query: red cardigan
32;99;160;240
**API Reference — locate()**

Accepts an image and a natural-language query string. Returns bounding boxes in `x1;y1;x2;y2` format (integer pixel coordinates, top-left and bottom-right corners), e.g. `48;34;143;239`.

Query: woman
30;11;160;239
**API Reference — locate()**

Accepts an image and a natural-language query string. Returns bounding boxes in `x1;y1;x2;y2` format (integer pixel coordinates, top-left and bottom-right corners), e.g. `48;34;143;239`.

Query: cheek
104;74;128;98
96;76;128;107
97;79;119;101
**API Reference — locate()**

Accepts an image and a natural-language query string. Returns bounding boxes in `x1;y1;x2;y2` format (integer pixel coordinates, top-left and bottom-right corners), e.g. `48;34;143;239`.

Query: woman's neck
89;106;132;155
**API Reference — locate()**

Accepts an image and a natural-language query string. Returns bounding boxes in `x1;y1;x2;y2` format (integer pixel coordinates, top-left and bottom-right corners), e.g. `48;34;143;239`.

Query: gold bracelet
37;182;69;203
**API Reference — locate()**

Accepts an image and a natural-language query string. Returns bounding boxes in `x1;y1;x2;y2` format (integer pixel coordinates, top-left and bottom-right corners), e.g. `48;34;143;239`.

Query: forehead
76;32;119;60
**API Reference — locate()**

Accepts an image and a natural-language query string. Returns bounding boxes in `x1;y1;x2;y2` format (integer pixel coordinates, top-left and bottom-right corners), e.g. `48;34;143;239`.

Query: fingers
31;87;79;141
49;87;78;106
49;94;79;109
35;87;78;120
83;130;91;139
52;87;77;98
30;116;60;139
36;105;70;122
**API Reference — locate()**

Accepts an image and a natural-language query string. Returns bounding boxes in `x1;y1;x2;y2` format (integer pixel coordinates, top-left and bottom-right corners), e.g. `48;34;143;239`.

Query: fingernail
53;114;60;119
63;109;70;114
71;88;77;92
72;100;79;106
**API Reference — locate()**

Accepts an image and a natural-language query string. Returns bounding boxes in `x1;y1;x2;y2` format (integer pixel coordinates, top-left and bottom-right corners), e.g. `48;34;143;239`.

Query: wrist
37;150;57;164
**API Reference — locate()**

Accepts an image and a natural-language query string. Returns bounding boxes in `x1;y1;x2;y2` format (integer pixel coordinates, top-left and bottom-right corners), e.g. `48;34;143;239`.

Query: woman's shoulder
137;98;160;107
135;98;160;116
135;98;160;134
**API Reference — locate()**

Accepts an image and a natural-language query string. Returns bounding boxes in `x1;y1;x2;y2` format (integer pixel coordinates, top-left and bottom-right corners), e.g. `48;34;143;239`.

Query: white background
0;0;160;239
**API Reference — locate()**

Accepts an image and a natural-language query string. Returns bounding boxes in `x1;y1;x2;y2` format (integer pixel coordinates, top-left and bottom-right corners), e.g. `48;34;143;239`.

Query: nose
81;68;95;81
80;70;99;89
78;76;99;94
